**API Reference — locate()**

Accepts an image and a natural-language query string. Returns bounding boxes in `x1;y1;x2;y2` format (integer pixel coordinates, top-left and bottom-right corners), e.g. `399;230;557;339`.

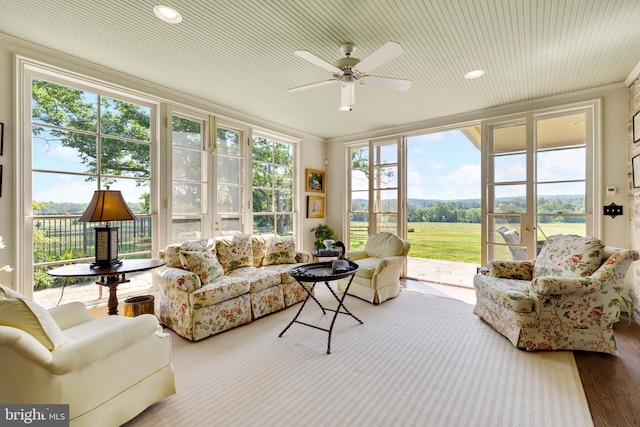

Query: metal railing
33;215;152;262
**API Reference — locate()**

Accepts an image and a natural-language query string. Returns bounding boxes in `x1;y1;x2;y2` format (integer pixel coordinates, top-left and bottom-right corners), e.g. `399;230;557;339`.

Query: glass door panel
348;146;370;249
215;125;245;234
535;112;589;245
170;114;209;243
372;139;400;236
483;117;535;264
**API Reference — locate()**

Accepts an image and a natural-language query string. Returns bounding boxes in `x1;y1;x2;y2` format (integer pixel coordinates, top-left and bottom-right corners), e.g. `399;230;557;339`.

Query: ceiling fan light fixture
340;78;355;111
153;5;182;24
464;69;485;79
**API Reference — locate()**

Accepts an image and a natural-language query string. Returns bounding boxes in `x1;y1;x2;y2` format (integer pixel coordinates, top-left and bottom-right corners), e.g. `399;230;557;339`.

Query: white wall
325;85;632;248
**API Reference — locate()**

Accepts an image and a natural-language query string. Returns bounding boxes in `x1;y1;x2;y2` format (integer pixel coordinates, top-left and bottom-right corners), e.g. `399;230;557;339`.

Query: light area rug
126;286;593;427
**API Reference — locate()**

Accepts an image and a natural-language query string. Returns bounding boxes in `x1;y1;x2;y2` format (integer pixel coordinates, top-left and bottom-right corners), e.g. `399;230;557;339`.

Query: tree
31;79;151;206
252;136;294;235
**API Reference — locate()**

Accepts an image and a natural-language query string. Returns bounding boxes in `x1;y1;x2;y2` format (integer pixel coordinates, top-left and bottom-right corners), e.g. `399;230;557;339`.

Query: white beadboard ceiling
2;0;640;140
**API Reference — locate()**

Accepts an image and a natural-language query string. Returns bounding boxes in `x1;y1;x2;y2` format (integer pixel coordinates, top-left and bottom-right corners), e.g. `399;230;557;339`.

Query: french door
481;104;598;265
167;108;248;244
347;137;405;249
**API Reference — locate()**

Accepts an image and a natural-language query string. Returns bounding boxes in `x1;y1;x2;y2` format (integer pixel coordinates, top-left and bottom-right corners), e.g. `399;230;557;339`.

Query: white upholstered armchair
337;232;411;304
0;285;176;426
473;235;639;353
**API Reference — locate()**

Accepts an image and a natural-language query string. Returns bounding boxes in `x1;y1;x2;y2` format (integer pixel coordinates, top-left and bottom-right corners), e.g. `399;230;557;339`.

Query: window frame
18;57;161;299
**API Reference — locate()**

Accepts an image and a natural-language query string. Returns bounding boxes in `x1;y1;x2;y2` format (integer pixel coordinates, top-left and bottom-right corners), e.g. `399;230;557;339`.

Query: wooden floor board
574;314;640;427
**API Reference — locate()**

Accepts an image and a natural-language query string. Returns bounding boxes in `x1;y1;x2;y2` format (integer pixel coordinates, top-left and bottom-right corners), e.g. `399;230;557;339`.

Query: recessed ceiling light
153;5;182;24
464;69;485;79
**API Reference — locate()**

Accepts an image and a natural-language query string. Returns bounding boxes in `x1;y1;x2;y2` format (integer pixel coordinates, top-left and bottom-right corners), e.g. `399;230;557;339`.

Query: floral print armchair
473;235;639;353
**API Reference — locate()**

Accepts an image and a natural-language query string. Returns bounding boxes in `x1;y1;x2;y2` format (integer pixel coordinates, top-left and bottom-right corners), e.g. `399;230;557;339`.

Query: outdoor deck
406;257;477;288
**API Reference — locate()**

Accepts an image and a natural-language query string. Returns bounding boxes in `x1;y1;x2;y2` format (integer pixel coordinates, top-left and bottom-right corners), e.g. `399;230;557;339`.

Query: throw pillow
164;239;216;268
262;240;296;266
533;235;603;278
216;234;254;272
0;285;66;350
251;234;279;267
179;251;224;284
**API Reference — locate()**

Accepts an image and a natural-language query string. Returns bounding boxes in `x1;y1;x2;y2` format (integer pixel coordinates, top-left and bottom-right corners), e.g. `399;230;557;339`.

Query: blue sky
407;130;481;200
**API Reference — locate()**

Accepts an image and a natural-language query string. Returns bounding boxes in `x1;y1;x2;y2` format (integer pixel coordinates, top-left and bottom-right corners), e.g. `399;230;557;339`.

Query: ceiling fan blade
359;75;412;91
294;51;342;74
287;79;336;92
353;41;404;74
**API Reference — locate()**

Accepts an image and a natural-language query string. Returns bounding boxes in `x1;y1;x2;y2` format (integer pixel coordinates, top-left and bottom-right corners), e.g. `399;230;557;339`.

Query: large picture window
26;74;156;307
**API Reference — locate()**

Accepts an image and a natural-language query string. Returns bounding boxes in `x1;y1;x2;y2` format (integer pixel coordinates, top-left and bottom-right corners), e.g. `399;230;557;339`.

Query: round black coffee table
279;261;361;354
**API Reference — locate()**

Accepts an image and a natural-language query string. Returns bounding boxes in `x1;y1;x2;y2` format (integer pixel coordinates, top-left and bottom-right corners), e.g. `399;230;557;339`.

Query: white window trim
16;56;161;297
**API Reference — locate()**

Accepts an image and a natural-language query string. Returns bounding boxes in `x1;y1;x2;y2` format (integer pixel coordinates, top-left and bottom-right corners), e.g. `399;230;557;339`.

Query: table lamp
79;188;135;268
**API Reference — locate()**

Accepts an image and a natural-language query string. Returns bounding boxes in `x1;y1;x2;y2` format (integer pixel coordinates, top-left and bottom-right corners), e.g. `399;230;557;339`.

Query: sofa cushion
180;250;224;284
216;234;254;272
225;267;281;293
261;263;303;284
472;276;533;313
0;285;66;350
533;235;603;279
263;240;297;266
364;232;405;258
351;257;379;280
164;239;216;267
189;276;250;308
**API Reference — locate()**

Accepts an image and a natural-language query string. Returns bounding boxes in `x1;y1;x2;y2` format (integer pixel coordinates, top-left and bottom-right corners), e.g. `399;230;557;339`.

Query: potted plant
310;224;338;251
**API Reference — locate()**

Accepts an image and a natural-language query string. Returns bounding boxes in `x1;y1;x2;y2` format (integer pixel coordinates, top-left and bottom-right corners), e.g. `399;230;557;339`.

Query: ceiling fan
287;41;412;111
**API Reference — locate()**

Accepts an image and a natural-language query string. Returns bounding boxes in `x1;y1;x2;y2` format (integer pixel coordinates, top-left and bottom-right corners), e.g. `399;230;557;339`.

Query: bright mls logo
0;405;68;426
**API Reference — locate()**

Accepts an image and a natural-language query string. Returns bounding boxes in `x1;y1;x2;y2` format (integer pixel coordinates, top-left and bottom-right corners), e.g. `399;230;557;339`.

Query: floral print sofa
153;234;311;341
473;234;639;354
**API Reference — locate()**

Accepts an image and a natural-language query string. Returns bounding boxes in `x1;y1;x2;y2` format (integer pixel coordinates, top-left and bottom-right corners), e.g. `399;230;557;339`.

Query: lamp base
90;259;123;269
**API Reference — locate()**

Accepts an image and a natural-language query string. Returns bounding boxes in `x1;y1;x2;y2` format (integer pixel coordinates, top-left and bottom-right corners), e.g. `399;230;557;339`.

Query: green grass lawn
352;222;585;264
406;222;482;263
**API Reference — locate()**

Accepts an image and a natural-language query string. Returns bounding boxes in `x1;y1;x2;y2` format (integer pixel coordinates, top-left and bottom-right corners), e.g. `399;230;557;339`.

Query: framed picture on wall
633;154;640;188
0;122;4;156
307;196;325;218
634;112;640;143
305;168;325;193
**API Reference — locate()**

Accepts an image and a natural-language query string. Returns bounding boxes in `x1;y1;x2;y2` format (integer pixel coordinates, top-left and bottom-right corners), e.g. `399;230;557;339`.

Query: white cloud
433;164;482;199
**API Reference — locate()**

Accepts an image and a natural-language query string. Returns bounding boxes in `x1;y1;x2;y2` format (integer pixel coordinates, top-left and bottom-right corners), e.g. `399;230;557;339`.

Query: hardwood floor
401;279;640;427
575;314;640;427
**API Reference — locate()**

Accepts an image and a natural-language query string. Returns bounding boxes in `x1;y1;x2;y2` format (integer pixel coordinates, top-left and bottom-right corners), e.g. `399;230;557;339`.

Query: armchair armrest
376;255;406;272
48;302;93;330
153;265;201;293
47;314;161;375
488;260;535;280
346;250;368;261
531;276;602;296
0;325;54;366
295;250;311;263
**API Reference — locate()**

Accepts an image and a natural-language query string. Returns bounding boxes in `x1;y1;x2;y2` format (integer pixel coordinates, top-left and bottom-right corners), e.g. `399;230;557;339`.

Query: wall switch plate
603;203;623;218
606;186;616;196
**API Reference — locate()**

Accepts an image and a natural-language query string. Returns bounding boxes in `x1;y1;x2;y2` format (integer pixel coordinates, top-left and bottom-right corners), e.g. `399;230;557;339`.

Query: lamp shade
78;190;136;223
